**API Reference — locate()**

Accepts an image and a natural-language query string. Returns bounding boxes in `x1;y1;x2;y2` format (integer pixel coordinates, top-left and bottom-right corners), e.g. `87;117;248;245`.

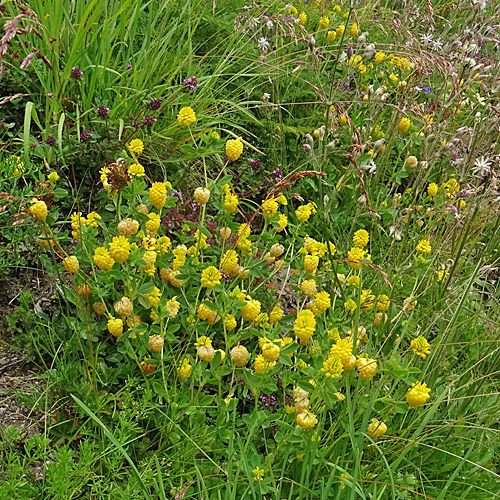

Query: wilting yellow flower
367;418;387;439
62;255;79;274
297;410;317;429
166;296;180;317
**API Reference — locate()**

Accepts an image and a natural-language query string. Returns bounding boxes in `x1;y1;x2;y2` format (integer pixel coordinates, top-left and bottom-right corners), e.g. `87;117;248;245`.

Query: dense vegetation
1;0;499;498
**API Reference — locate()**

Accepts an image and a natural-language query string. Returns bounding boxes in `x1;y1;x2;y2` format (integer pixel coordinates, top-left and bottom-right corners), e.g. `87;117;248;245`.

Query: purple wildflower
97;106;110;117
271;168;282;180
81;131;92;142
149;98;162;110
46;136;56;146
144;115;157;126
70;67;83;80
183;75;199;93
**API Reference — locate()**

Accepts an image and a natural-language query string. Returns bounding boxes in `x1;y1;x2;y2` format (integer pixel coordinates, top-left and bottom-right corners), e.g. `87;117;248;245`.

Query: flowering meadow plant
2;0;500;498
24;128;467;496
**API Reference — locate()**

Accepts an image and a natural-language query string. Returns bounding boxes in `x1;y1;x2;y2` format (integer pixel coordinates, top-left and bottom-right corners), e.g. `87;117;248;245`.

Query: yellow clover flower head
62;255;79;274
293;310;316;345
347;246;366;269
319;16;329;29
200;266;222;288
367;418;387;439
149;182;167;210
177;106;197;126
109;235;130;264
411;336;430;359
321;355;343;378
406;381;431;408
107;317;123;337
29;198;48;222
399;117;411;133
416;239;431;255
353;229;369;248
178;358;192;380
297;410;318;429
128;163;145;177
194;187;210;205
226;137;243;161
128;139;144;155
427;182;438;197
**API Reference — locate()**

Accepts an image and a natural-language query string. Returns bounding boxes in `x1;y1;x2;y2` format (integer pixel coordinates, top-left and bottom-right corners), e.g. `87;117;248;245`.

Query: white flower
474;93;486;106
262;92;271;103
266;20;274;29
257;37;270;51
420;33;433;45
360;159;377;174
432;38;445;51
389;226;402;241
472;156;493;176
248;17;259;28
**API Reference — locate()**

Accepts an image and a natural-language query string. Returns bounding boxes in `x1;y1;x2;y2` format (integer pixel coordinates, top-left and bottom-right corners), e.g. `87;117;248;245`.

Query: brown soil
0;268;55;438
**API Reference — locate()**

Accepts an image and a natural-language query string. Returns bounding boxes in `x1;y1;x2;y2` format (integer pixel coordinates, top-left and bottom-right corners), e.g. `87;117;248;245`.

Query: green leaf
137;282;155;294
54;188;68;199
